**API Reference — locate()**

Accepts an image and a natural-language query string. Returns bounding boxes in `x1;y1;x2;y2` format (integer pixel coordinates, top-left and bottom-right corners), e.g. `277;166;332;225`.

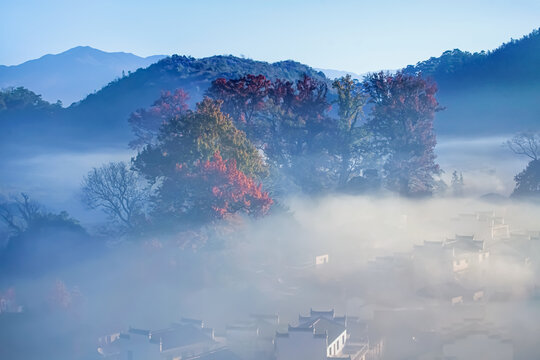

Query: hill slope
0;46;166;105
403;28;540;135
1;54;328;150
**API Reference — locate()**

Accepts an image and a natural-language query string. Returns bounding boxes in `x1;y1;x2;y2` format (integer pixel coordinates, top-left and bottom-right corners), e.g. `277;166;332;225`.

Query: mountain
316;68;364;81
2;28;540;152
403;28;540;136
0;54;328;151
0;46;166;105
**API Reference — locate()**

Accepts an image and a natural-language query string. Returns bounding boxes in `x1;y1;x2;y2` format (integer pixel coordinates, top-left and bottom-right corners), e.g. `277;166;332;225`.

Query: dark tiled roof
128;327;150;336
298;317;346;344
151;324;214;351
310;308;335;318
185;347;241;360
180;317;204;327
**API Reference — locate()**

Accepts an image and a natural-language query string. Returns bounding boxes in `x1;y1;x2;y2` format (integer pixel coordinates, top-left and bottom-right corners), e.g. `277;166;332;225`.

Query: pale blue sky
1;0;538;73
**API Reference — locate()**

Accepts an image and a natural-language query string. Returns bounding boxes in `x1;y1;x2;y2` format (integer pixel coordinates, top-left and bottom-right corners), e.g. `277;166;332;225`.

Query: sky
0;0;539;73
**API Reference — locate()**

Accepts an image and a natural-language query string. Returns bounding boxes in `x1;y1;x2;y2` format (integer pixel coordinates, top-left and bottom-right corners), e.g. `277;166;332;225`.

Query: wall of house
275;332;327;360
327;330;347;357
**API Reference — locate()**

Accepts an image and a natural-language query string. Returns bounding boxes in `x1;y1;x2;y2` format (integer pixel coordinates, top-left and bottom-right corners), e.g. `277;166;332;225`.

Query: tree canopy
363;71;442;196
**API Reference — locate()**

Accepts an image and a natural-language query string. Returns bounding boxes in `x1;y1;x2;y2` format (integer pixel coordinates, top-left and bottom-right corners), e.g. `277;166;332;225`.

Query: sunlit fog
1;2;540;360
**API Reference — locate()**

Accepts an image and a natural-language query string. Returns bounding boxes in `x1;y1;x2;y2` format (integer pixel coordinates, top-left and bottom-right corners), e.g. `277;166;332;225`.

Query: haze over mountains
0;54;328;150
0;46;166;105
404;29;540;135
1;28;539;152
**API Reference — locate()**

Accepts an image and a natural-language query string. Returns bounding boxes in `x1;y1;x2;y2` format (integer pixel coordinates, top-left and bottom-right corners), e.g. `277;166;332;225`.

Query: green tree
512;160;540;200
332;75;369;187
507;131;540;201
132;98;267;221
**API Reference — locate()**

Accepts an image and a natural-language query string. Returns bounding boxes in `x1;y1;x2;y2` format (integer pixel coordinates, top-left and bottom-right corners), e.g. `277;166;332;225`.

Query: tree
133;98;266;179
132;98;269;221
0;87;61;113
0;193;41;234
332;75;369;186
128;89;189;149
507;131;540;200
264;75;333;193
363;72;442;196
451;170;464;196
506;131;539;161
81;162;147;229
511;159;540;200
206;74;271;128
0;194;88;275
209;74;334;193
174;152;273;221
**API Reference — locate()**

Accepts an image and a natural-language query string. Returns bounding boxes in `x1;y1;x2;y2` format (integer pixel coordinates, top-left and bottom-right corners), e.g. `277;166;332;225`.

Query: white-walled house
275;309;348;360
97;319;219;360
275;327;328;360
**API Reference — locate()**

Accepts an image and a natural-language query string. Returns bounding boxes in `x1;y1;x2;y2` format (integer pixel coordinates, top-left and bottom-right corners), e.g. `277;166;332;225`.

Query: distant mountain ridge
316;68;364;80
1;28;539;153
0;54;328;151
0;46;166;105
65;54;328;140
403;28;540;135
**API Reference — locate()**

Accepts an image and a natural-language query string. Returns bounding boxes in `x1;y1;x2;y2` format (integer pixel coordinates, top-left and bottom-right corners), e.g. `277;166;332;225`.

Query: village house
275;309;351;360
97;318;222;360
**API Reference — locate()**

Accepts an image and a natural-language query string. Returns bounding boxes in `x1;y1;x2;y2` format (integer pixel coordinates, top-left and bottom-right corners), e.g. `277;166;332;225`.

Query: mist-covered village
1;10;540;359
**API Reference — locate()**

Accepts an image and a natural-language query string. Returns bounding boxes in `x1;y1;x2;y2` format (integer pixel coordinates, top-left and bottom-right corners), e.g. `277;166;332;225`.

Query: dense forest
404;28;540;134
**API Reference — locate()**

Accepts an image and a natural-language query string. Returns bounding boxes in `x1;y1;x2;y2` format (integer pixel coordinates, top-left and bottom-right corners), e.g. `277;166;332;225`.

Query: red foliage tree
206;74;271;126
128;89;189;149
363;72;442;196
208;74;331;146
208;74;333;193
175;152;273;221
266;75;333;192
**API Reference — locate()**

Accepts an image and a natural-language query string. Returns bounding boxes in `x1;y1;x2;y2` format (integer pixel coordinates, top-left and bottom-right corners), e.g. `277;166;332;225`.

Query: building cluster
357;210;540;359
97;209;540;360
97;309;381;360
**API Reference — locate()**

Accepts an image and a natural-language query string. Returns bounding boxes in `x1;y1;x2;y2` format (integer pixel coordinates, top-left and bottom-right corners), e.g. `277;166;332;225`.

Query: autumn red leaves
128;71;441;223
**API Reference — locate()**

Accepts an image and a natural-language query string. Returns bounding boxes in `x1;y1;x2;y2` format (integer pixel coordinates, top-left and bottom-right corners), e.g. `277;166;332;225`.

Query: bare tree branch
506;132;540;161
81;162;147;229
0;203;22;233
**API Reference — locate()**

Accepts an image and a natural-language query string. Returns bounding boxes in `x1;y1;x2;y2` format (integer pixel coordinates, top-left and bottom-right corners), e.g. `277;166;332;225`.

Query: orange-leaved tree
175;152;273;220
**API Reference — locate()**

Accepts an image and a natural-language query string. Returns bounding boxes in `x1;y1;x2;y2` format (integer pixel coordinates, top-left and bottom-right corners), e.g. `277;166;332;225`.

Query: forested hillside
1;55;327;150
404;28;540;135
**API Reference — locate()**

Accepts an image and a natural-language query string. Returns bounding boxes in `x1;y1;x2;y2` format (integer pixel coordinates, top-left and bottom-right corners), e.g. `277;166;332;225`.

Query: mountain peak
0;47;167;105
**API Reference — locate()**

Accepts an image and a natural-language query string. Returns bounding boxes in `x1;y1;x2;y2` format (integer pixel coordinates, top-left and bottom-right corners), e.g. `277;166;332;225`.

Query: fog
1;136;525;219
436;136;528;196
0;146;134;223
1;132;539;360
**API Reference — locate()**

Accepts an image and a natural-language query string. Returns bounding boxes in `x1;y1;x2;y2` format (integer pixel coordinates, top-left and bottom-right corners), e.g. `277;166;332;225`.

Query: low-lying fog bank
0;136;527;225
1;193;539;359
